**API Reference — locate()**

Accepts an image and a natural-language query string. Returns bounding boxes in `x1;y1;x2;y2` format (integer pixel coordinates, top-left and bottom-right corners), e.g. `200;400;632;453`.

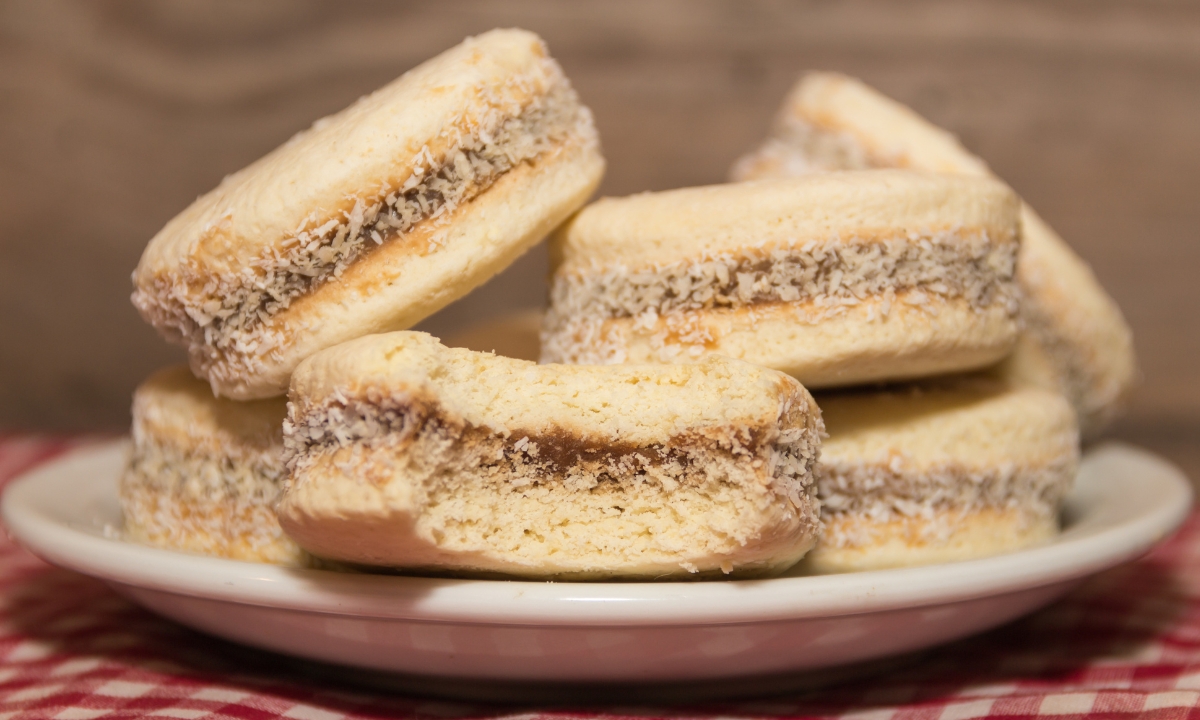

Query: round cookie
542;170;1022;389
277;331;823;579
132;29;604;400
121;366;301;564
732;72;1136;438
805;379;1079;574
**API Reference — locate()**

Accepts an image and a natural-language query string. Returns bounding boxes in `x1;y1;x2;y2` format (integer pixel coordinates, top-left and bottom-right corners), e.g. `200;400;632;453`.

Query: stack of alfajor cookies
122;31;1135;579
123;28;821;579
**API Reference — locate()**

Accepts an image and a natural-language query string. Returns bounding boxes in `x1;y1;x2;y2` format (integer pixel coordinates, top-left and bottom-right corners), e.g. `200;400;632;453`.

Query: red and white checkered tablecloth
1;434;1199;720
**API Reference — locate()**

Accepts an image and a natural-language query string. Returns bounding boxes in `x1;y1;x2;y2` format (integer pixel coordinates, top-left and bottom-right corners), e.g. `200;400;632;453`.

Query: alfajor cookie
805;378;1078;574
132;29;604;400
542;170;1022;389
731;72;1136;437
121;366;301;564
276;332;823;579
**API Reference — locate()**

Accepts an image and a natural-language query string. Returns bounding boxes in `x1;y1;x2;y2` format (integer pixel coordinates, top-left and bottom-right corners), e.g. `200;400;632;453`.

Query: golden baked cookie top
818;379;1077;468
551;170;1019;272
132;366;286;456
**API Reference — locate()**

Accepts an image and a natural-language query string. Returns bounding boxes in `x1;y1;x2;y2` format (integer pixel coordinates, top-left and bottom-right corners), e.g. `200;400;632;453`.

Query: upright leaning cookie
121;366;300;564
807;379;1079;574
133;29;604;400
732;72;1136;437
276;332;823;579
543;170;1021;389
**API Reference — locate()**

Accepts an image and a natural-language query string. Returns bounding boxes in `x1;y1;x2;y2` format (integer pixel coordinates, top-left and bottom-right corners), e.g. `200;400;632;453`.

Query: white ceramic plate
2;441;1192;694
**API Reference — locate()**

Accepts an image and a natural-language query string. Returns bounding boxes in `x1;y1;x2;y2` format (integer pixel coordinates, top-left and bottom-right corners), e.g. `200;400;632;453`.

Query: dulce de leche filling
283;392;820;509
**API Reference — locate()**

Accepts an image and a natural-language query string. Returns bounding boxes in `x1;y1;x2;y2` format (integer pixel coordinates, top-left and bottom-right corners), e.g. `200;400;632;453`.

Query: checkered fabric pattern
0;435;1198;720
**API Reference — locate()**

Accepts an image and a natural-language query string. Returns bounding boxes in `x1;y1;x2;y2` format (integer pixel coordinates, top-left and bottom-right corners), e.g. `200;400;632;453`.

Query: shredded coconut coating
542;229;1018;364
816;454;1075;549
281;385;823;578
121;432;301;565
285;387;818;512
132;79;589;378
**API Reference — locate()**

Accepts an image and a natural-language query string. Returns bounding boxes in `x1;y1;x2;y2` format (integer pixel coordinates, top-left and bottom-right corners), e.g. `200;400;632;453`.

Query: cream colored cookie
276;332;822;579
804;378;1079;574
121;366;301;564
133;29;604;400
732;72;1136;437
542;170;1021;389
444;309;542;361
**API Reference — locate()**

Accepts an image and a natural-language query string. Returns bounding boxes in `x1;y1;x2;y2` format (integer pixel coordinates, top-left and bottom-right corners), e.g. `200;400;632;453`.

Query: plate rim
2;439;1192;627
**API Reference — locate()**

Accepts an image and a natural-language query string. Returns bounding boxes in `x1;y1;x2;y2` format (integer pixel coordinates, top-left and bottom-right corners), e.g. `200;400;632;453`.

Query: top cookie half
132;29;605;399
731;72;1136;437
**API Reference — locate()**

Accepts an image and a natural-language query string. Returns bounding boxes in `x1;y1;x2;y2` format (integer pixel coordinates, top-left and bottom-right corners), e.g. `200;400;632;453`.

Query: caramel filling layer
283;390;819;509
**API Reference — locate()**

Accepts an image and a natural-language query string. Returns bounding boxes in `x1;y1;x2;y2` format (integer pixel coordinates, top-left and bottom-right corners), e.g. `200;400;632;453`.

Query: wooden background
1;1;1198;476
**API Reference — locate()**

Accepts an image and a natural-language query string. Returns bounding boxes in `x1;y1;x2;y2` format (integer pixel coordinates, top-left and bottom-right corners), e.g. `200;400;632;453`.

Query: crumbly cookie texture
120;366;301;565
132;29;604;399
277;332;823;579
802;378;1079;574
731;71;1136;438
543;171;1021;388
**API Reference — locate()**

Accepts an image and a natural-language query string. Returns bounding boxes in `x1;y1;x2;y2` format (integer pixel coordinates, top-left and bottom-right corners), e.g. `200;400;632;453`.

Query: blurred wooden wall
2;0;1198;472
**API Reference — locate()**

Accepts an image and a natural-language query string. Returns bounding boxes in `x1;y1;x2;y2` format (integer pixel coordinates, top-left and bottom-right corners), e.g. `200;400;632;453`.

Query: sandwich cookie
542;170;1022;389
276;332;823;579
806;379;1079;573
133;29;604;400
121;366;300;564
731;72;1136;437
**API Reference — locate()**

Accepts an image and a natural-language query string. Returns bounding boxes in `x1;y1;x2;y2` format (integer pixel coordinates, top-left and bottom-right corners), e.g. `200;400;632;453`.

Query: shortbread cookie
732;72;1136;437
276;332;822;579
805;379;1078;574
542;170;1021;389
121;366;301;564
444;309;542;361
132;29;604;400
